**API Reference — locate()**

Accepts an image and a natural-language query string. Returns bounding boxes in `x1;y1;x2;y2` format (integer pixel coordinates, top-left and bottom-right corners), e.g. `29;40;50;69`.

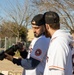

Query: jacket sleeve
19;50;28;58
12;57;40;70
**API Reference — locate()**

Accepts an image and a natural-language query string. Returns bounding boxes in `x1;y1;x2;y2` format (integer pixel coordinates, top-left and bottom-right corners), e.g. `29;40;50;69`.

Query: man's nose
33;29;36;33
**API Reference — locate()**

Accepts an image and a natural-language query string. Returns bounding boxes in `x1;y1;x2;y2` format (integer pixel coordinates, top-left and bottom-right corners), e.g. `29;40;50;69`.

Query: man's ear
46;24;50;30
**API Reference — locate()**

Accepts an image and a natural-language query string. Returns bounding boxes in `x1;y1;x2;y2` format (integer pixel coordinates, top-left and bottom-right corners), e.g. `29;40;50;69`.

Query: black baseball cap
31;14;45;26
43;11;60;24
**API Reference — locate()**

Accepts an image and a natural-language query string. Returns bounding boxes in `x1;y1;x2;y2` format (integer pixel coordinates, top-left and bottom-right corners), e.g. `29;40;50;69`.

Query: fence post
5;37;8;50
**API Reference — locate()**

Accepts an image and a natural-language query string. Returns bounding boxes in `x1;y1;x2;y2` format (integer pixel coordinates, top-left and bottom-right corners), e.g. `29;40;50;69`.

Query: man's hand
5;53;13;61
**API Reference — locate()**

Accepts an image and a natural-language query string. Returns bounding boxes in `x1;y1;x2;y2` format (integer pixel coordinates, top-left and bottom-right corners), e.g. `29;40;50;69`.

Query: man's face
45;24;51;38
32;25;45;37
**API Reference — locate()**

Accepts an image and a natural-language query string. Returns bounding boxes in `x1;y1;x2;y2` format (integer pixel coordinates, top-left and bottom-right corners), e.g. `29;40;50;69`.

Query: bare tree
0;0;36;47
0;21;27;38
32;0;74;33
0;21;18;37
0;0;34;37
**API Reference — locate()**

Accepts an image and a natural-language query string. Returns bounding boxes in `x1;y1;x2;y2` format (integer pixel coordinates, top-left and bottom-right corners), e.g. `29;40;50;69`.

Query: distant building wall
27;29;34;42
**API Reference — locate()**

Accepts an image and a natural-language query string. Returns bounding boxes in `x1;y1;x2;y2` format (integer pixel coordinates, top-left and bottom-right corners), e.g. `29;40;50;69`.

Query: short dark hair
31;14;45;26
43;11;60;29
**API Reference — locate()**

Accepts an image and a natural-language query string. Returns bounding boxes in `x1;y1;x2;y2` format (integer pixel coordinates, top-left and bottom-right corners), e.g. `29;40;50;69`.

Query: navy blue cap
31;14;45;26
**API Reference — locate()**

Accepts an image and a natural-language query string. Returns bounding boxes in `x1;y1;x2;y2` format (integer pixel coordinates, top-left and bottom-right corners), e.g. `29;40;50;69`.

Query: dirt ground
0;59;74;75
0;59;23;75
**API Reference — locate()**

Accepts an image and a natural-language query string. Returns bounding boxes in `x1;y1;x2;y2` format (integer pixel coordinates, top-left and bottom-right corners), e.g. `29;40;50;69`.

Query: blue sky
0;0;73;18
0;0;34;29
0;0;25;19
0;0;74;27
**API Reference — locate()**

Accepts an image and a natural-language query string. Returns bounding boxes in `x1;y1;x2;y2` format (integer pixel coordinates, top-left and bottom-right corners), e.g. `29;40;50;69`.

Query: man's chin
34;34;39;38
34;33;43;38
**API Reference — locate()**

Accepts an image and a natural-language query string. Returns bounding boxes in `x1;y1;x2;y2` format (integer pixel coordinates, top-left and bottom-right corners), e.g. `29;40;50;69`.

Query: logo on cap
32;20;36;25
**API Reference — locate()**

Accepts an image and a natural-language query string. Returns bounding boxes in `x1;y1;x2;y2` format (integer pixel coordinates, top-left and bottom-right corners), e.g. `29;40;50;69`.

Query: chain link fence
0;37;19;51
